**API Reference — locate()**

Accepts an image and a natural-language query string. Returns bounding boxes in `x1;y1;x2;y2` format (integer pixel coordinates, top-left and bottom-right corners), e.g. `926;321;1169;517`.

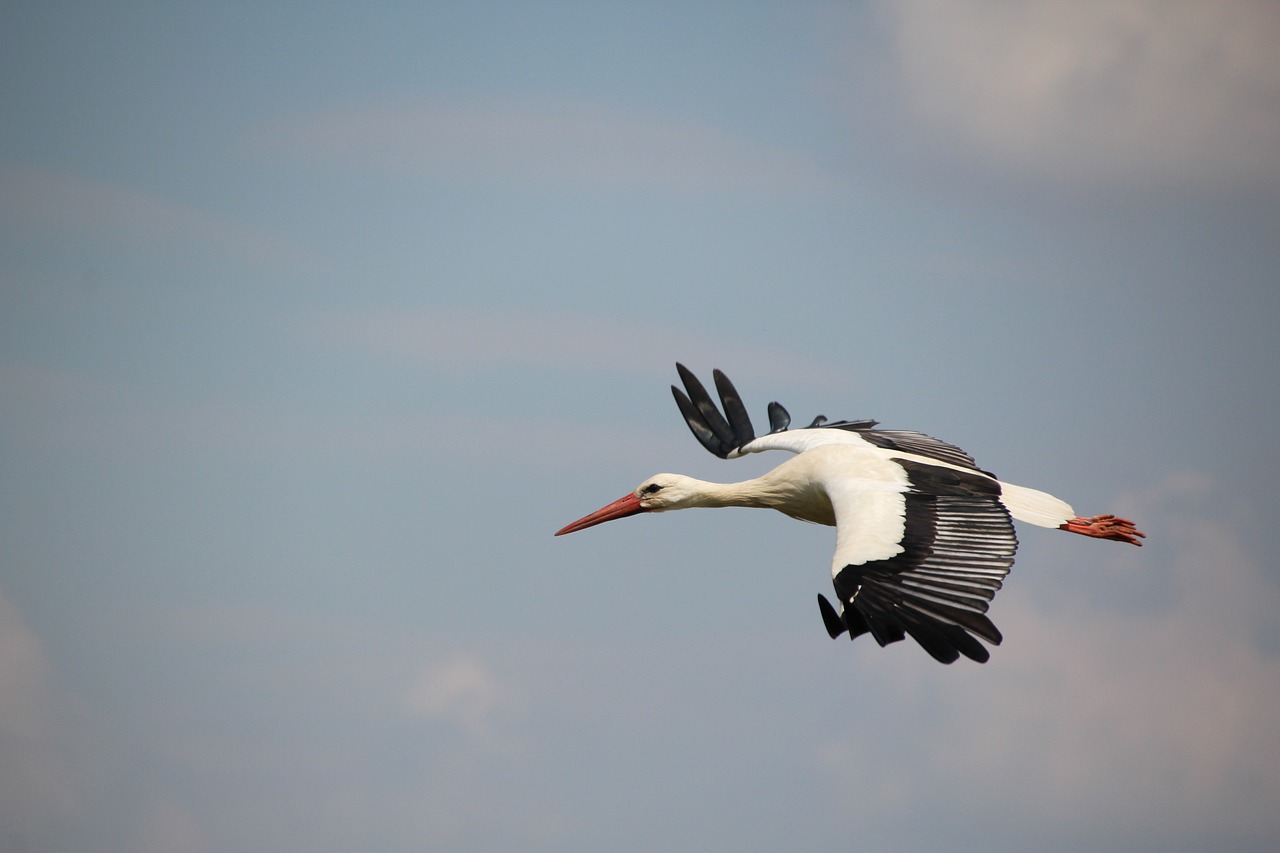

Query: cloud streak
0;165;325;273
304;305;849;387
252;97;825;193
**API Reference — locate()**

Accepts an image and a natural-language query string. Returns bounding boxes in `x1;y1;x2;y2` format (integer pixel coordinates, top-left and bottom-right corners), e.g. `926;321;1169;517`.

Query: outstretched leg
1059;514;1145;546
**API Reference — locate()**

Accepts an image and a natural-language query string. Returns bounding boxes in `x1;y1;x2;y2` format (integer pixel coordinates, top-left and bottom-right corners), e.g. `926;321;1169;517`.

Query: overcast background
2;2;1278;851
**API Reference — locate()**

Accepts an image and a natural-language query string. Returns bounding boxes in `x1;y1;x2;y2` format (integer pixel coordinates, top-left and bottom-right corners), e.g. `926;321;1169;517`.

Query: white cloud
821;471;1280;845
876;0;1280;189
406;654;521;743
251;97;823;193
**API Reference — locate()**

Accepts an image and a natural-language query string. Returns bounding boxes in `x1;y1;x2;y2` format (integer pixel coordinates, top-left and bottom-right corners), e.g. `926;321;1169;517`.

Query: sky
1;2;1278;851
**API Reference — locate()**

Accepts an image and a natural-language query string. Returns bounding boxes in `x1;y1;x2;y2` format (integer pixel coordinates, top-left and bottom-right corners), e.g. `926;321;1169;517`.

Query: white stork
556;364;1144;664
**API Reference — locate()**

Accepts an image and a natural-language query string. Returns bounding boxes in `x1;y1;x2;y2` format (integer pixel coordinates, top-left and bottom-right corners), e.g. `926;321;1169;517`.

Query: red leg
1059;514;1145;546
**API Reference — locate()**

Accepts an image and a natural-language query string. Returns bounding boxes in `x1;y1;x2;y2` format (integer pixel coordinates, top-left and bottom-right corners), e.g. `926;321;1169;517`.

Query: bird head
554;474;705;536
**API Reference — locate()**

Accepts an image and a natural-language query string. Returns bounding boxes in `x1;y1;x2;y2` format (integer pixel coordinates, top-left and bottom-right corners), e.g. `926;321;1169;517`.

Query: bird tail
998;481;1074;529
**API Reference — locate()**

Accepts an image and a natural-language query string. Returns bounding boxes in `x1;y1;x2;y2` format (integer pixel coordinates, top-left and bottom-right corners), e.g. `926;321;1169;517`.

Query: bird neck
687;475;794;511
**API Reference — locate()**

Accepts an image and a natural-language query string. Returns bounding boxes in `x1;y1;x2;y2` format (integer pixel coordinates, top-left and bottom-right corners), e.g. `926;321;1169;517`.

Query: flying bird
556;364;1144;664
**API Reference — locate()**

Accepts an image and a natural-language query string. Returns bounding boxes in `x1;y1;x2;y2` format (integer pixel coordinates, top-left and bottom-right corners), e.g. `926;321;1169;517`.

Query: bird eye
641;483;663;495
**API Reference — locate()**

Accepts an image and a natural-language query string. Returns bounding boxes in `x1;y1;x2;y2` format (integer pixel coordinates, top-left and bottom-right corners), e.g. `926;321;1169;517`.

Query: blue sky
2;2;1278;851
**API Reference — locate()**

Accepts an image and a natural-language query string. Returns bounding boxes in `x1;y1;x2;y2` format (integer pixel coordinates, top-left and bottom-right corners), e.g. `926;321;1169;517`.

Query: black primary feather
671;385;724;457
712;369;756;448
817;594;846;639
674;363;737;456
767;401;790;433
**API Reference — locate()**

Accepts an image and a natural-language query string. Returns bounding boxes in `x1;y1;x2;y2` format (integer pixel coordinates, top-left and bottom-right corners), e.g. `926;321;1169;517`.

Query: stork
556;364;1144;664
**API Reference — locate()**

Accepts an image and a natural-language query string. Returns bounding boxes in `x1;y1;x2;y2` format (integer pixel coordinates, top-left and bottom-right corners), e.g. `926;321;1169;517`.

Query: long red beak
555;493;646;536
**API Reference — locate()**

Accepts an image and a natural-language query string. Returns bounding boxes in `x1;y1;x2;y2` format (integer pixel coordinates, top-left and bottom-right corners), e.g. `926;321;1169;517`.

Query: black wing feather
671;365;878;458
712;369;756;449
853;429;985;473
767;401;791;433
675;363;737;454
671;386;724;457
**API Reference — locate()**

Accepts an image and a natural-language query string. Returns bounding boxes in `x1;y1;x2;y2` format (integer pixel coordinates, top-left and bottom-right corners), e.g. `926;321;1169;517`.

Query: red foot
1059;514;1145;546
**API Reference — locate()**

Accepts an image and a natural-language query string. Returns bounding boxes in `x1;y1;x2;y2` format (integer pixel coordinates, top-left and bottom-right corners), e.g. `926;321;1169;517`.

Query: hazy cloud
0;588;89;850
305;306;849;387
132;798;212;853
876;0;1280;188
407;654;521;743
0;355;645;473
0;165;325;272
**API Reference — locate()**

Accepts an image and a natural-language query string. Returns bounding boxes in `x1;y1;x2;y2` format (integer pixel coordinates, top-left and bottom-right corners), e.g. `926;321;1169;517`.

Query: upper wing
671;364;983;472
822;458;1018;664
851;429;983;472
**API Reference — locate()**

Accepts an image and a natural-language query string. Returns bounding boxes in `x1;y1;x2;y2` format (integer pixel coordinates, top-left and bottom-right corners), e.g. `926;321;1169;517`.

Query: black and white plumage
556;364;1144;664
